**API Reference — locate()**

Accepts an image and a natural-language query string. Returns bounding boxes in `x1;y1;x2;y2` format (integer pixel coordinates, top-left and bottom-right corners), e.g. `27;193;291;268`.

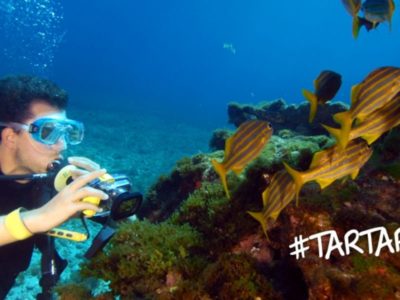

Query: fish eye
267;123;272;129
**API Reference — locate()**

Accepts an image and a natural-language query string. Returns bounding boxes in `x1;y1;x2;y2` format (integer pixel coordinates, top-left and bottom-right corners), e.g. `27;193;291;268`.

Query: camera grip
82;196;101;217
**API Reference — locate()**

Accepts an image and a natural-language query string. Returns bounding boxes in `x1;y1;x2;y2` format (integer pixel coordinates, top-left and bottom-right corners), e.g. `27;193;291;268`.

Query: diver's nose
52;136;68;152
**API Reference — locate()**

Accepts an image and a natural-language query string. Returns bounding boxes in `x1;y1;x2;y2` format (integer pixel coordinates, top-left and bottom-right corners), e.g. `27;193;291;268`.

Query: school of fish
212;65;400;238
341;0;395;38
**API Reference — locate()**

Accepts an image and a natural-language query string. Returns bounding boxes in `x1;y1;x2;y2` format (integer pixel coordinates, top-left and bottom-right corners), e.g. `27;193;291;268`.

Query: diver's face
14;100;67;173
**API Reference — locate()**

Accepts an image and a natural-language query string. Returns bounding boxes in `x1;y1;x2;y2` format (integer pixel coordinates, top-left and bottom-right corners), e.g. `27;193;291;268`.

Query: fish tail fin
332;111;352;151
321;124;342;146
352;17;361;39
283;162;303;206
247;211;269;240
211;159;230;199
302;88;318;123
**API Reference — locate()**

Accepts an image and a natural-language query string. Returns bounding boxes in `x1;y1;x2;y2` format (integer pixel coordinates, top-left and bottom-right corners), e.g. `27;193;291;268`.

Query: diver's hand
24;169;109;233
67;156;101;179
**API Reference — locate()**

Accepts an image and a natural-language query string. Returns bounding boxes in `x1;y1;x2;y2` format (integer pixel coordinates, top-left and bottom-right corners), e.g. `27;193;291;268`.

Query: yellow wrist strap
4;207;33;240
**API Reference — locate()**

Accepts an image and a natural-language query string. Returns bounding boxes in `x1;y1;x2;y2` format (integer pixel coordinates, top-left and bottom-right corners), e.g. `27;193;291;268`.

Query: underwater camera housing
86;174;142;221
49;159;142;222
47;159;143;258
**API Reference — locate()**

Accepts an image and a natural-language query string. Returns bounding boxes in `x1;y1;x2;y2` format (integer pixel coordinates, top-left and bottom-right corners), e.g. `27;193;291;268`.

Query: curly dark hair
0;75;68;122
0;75;68;141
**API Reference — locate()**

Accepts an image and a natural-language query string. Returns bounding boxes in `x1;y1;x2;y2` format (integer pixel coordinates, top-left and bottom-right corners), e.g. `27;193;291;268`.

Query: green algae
169;181;258;256
199;253;281;300
80;220;201;298
55;283;92;300
350;254;400;299
381;161;400;179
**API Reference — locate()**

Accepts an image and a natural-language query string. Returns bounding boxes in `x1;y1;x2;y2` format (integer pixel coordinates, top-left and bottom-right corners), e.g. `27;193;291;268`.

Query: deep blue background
2;0;400;128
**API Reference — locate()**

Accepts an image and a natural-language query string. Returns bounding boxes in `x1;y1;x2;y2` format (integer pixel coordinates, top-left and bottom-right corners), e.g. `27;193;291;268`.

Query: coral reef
80;220;202;299
194;253;281;300
55;102;400;300
139;131;334;224
136;154;212;222
209;128;231;152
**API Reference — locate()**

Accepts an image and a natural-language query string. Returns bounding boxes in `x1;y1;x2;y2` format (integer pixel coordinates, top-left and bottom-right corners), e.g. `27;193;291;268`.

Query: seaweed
80;220;202;298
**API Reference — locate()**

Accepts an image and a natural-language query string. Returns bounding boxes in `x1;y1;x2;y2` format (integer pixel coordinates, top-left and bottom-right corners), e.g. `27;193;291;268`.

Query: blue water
1;0;400;128
1;2;400;298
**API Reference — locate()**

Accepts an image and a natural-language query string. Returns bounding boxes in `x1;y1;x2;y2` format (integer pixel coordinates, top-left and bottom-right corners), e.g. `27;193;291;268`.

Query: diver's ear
1;127;18;149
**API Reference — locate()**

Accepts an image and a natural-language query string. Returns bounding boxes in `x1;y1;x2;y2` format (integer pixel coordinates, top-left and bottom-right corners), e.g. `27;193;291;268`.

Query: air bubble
0;0;65;76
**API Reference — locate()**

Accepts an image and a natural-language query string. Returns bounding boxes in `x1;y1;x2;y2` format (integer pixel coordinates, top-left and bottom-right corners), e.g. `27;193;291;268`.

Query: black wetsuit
0;174;52;299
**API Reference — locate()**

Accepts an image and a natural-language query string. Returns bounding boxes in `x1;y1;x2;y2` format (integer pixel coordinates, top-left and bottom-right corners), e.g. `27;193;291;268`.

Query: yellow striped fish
248;170;295;238
333;66;400;150
284;139;372;203
302;70;342;123
362;0;395;29
212;120;273;198
323;92;400;146
341;0;362;38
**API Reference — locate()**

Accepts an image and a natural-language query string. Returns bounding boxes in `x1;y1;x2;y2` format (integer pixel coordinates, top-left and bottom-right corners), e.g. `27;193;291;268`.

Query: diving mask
0;117;84;145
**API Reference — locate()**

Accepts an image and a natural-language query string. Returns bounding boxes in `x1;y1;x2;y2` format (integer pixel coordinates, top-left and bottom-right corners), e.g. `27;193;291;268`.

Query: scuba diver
0;75;109;299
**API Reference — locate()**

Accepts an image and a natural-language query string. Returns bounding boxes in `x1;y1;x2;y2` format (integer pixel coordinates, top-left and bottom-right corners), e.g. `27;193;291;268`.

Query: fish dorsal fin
224;135;234;158
351;83;362;106
310;150;330;169
316;177;335;189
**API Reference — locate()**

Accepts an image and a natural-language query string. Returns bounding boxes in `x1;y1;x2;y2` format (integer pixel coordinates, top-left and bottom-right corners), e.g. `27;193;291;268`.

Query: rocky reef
55;101;400;300
210;99;348;152
227;98;348;136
